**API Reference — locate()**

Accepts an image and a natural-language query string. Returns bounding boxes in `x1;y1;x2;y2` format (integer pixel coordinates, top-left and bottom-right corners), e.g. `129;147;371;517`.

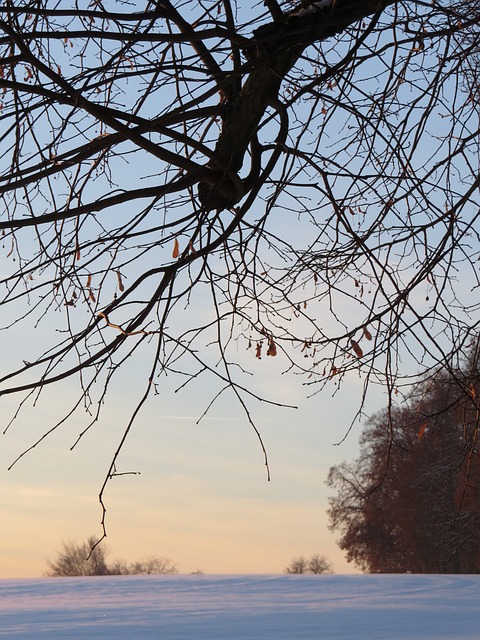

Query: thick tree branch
198;0;394;209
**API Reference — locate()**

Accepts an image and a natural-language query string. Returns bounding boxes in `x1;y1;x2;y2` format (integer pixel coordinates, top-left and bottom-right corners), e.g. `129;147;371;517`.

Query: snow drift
1;574;479;639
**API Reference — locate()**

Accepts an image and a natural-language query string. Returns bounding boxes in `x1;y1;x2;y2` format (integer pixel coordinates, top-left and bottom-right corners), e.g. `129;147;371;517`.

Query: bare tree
327;344;480;573
46;536;178;576
285;555;309;574
46;536;110;577
285;554;332;574
1;1;479;536
308;554;333;574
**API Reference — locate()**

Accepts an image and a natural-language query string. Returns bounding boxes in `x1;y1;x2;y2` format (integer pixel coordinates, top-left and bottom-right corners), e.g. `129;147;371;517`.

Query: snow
1;574;479;639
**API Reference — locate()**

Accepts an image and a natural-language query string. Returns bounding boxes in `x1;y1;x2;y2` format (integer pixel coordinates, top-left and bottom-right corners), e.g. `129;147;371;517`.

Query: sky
0;6;382;576
0;325;380;576
0;1;477;580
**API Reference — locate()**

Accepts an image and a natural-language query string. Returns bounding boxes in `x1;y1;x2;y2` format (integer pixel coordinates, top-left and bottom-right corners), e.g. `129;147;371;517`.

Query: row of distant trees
46;537;334;576
46;537;179;577
286;343;480;576
284;555;333;575
327;340;480;574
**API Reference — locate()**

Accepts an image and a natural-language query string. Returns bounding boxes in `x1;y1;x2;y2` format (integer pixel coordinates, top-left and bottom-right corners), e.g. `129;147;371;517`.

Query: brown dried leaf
267;338;277;357
117;271;125;292
351;339;363;358
417;422;428;439
255;342;262;359
172;238;180;259
363;326;373;341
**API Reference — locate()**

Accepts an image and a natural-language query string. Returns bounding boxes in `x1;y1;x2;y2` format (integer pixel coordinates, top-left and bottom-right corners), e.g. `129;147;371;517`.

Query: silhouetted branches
0;0;479;537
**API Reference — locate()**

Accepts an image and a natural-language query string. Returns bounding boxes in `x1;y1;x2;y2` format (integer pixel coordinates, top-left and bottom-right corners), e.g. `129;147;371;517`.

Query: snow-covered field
1;574;479;639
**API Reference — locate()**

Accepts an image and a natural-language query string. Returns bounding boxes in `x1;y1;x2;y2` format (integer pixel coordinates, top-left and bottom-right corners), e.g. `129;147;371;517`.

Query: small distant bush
109;556;178;575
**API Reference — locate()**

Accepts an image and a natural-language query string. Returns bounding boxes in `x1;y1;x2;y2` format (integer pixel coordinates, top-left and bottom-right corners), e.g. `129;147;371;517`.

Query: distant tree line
46;537;178;577
285;554;333;574
327;340;480;573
